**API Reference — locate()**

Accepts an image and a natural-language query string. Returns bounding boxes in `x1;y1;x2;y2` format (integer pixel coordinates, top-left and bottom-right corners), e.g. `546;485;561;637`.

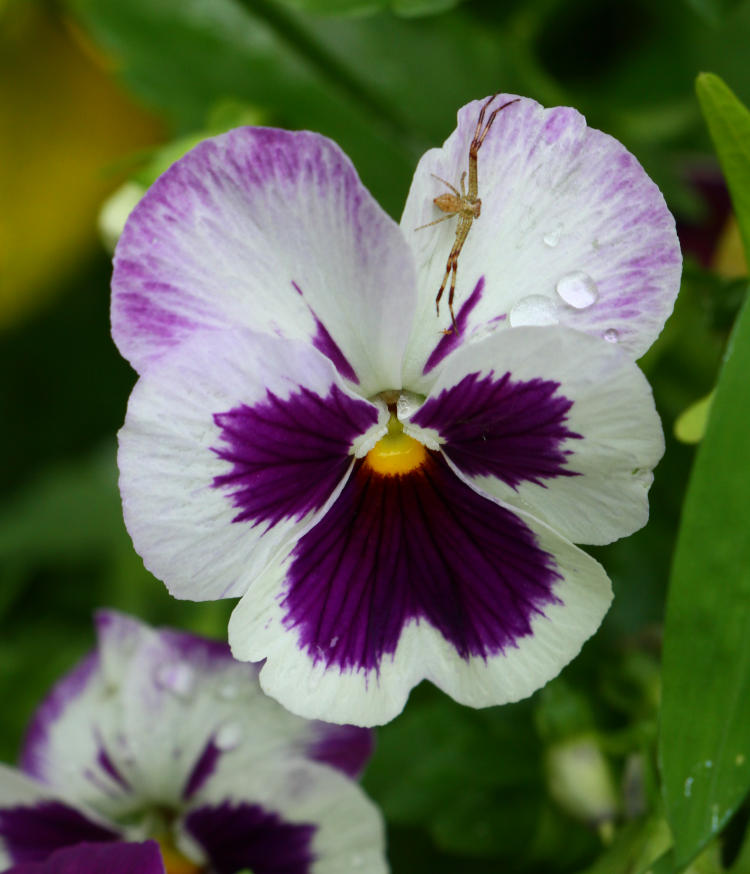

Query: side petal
229;454;611;726
400;94;681;377
5;841;165;874
112;126;416;394
0;767;119;865
409;325;664;545
119;329;382;601
182;760;387;874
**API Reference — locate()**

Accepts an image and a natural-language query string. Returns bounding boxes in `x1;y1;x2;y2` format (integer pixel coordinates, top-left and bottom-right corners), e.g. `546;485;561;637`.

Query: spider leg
415;213;455;232
430;173;461;198
446;258;460;332
435;254;454;316
468;97;520;197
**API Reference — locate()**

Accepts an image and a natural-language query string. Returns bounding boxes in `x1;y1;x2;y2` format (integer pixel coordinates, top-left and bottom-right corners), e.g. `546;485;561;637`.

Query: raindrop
509;295;559;327
705;760;713;769
155;663;194;698
603;328;619;343
217;683;239;700
543;224;562;248
684;777;693;798
711;803;720;832
555;271;599;309
215;721;242;751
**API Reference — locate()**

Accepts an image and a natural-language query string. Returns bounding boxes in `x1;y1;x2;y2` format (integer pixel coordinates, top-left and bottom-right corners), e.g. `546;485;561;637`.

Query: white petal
408;325;664;545
112;127;417;395
119;329;384;601
400;94;681;381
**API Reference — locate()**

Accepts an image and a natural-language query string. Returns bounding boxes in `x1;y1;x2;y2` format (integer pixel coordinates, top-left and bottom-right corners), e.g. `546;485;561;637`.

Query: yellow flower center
364;414;427;476
159;842;203;874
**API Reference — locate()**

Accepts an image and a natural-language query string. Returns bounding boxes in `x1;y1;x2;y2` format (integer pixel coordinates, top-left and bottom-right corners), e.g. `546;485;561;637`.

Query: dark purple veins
185;801;316;874
0;801;119;863
212;384;377;528
412;370;581;488
281;452;562;673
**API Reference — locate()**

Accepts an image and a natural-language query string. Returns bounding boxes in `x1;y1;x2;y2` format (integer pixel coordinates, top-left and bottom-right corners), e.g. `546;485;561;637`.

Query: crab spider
417;94;520;332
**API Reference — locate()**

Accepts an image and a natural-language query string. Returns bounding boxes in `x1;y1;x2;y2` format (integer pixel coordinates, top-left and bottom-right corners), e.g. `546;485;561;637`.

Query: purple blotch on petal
5;841;165;874
212;385;377;529
0;802;119;863
185;801;316;874
413;371;581;488
306;724;374;778
423;277;485;374
292;282;359;383
283;453;561;672
21;653;100;781
95;745;131;793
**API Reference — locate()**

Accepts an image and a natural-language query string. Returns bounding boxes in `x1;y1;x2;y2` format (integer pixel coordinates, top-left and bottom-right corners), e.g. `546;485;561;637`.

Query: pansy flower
0;612;385;873
113;94;681;726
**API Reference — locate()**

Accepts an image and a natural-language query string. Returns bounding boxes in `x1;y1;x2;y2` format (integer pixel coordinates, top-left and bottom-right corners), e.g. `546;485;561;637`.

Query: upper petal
112;126;417;395
119;329;383;602
409;325;664;546
400;94;681;379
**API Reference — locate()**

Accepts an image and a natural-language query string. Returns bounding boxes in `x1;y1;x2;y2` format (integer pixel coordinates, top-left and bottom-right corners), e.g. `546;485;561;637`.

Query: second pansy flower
113;94;681;726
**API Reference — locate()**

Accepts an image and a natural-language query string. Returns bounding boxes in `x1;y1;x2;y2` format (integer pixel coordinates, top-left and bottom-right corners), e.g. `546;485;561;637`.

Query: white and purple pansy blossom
112;94;681;727
0;612;385;874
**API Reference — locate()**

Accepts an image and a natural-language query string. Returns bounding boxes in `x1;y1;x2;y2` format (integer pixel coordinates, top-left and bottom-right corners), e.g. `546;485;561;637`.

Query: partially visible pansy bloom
113;94;681;726
0;612;385;874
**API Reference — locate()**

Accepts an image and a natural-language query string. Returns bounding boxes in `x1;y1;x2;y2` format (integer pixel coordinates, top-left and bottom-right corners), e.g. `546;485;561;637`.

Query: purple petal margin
20;654;99;781
5;841;165;874
282;453;561;672
212;385;377;528
0;801;119;863
412;370;581;487
185;801;316;874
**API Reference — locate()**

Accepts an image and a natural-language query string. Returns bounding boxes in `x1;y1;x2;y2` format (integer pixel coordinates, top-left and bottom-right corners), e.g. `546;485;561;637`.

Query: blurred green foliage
2;0;750;871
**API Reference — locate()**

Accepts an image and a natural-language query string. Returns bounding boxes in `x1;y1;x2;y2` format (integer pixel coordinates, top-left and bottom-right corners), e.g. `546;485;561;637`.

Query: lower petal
229;453;611;725
5;841;165;874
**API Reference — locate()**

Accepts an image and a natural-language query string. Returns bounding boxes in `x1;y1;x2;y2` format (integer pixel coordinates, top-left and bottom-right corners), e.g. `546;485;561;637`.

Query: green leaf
696;73;750;261
659;283;750;867
686;0;746;26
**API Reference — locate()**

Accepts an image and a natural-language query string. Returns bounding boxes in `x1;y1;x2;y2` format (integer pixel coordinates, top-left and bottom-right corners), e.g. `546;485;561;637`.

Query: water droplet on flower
603;328;619;343
155;663;194;698
329;636;339;648
217;683;239;700
509;295;559;327
543;225;562;247
555;271;599;309
215;721;242;751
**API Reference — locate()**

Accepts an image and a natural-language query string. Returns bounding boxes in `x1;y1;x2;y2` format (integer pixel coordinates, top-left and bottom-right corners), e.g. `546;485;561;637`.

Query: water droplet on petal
217;683;239;700
329;636;339;648
603;328;619;343
215;721;242;751
155;663;194;698
543;225;562;247
555;271;599;309
509;295;559;327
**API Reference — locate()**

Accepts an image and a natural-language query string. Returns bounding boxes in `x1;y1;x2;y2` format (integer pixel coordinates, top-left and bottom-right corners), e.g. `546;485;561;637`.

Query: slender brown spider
417;94;520;332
